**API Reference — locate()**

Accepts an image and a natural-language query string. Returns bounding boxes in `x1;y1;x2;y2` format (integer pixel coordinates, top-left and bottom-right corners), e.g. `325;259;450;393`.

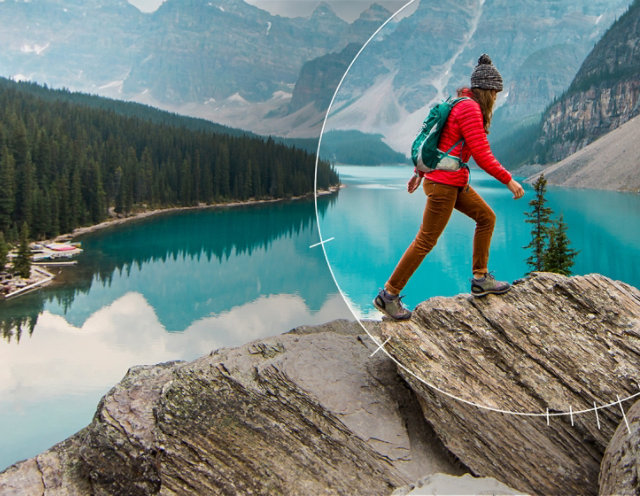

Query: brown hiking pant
385;179;496;294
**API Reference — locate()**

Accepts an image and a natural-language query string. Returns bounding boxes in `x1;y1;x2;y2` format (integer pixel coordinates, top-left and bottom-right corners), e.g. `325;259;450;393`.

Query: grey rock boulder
599;398;640;496
379;273;640;495
0;320;460;495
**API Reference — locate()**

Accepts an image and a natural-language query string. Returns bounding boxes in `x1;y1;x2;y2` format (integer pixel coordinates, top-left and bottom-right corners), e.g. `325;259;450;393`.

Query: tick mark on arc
617;395;631;434
546;408;549;426
569;405;574;426
594;401;601;430
309;237;335;249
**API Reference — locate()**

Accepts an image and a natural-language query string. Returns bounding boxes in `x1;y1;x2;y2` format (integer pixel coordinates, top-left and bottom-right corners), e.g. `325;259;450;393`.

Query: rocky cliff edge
379;272;640;495
2;273;639;495
0;320;460;495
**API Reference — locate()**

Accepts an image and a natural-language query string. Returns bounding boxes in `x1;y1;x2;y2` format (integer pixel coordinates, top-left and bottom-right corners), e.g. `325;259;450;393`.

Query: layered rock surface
3;272;639;495
0;320;460;495
379;272;640;495
599;398;640;495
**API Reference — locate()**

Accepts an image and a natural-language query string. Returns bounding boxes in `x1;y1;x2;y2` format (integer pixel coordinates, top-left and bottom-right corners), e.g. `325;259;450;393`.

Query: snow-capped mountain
0;0;395;138
325;0;632;154
0;0;632;148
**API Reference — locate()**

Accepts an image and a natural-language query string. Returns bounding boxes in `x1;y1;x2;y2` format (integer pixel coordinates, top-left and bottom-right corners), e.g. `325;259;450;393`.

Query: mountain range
523;0;640;190
325;0;632;154
0;0;390;136
0;0;635;167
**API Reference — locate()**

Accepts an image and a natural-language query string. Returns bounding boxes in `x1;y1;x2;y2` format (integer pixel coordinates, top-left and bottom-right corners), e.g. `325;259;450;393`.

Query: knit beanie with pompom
470;54;503;91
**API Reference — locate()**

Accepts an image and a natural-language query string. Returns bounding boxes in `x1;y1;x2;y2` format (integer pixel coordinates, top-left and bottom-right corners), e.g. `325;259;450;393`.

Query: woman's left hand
407;174;422;193
507;179;525;199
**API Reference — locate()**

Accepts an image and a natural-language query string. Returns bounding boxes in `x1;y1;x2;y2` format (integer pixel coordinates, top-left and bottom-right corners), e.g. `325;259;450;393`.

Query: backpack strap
438;97;470;167
443;139;464;156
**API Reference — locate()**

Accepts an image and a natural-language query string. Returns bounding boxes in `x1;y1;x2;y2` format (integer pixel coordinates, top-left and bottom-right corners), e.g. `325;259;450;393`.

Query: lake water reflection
0;196;351;470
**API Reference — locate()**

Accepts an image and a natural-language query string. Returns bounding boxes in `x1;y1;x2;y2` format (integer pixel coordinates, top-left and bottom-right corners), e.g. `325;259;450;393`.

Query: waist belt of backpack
437;139;468;170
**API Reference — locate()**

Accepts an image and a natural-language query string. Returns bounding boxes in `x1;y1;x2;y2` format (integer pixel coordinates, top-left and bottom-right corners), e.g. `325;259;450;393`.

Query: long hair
471;88;496;133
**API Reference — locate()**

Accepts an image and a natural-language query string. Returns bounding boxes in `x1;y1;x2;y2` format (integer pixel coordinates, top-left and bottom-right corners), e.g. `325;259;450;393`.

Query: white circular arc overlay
312;0;640;418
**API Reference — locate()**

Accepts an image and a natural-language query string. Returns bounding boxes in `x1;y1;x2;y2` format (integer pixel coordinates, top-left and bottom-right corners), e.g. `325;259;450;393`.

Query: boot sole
373;296;412;321
471;286;511;298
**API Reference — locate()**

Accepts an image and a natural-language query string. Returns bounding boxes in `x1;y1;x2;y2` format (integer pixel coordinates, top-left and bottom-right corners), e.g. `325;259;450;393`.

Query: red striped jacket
421;88;512;187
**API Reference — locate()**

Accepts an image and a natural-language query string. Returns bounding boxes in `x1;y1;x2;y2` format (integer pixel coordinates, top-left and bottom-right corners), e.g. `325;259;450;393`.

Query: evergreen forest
0;77;339;243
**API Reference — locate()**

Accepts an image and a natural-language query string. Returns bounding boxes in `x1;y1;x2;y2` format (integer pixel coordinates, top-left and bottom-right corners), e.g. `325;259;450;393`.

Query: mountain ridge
327;0;631;154
532;0;640;164
527;114;640;191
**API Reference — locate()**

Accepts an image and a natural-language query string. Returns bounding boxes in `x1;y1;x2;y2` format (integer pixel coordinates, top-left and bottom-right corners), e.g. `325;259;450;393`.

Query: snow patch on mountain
11;74;31;83
227;92;248;104
20;42;50;55
324;0;488;153
98;79;124;95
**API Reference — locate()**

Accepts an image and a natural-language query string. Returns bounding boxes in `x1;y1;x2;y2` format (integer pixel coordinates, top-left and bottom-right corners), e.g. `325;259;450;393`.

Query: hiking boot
470;272;511;297
373;289;412;320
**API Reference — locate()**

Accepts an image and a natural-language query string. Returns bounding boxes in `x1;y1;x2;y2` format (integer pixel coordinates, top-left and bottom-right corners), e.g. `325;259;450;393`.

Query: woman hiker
373;54;525;321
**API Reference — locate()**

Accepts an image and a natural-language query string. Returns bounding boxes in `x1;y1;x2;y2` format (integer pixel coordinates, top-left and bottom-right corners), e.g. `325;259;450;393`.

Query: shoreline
53;185;342;243
0;186;342;301
1;265;55;300
3;178;635;301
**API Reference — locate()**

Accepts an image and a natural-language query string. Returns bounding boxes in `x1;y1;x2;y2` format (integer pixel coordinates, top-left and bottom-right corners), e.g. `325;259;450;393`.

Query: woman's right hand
407;174;422;194
507;179;525;199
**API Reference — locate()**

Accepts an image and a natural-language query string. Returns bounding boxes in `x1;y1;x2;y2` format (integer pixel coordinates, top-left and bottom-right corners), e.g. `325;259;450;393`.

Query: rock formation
599;398;640;495
3;272;639;495
270;43;361;116
379;272;640;495
534;0;640;164
528;114;640;192
0;320;460;495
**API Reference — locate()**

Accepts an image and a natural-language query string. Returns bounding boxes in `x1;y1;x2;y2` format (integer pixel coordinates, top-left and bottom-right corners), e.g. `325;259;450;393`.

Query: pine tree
11;119;34;227
0;146;15;234
524;174;553;273
12;222;31;279
542;214;579;276
0;231;8;272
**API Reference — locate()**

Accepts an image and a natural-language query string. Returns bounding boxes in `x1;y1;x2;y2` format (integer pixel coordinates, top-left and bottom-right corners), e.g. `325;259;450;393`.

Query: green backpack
411;97;468;172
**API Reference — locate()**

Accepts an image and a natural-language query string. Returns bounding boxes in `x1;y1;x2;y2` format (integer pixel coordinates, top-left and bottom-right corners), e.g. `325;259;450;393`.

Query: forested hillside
7;78;251;138
0;78;338;242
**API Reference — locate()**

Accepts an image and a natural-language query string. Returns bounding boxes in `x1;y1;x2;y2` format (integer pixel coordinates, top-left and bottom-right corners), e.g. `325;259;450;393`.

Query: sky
127;0;414;22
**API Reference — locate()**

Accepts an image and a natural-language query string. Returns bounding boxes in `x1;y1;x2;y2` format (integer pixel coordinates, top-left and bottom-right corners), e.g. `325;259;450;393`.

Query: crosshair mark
309;237;335;249
570;405;574;426
370;337;391;357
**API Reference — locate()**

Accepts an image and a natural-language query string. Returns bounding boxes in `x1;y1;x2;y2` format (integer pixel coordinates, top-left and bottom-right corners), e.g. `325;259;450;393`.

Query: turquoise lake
2;164;640;470
0;196;351;471
321;166;640;316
